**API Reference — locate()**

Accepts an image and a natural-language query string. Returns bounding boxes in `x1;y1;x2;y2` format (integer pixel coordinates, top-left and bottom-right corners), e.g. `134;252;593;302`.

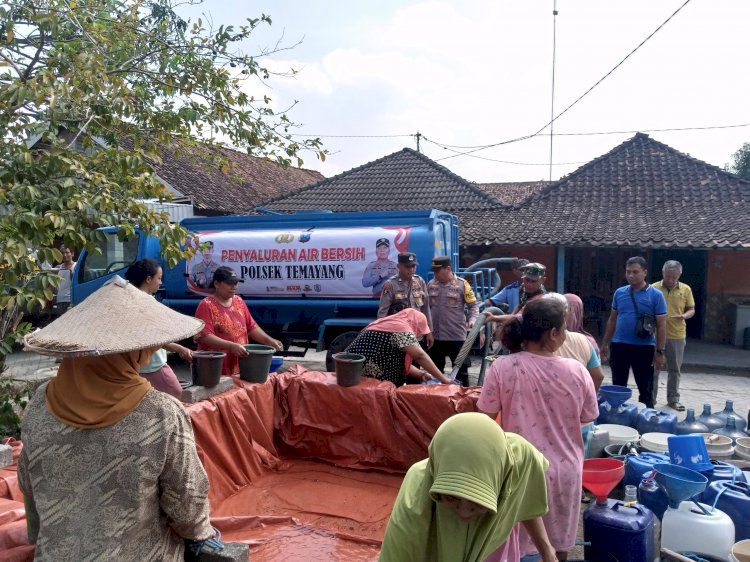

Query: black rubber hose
462;257;518;298
450;306;503;386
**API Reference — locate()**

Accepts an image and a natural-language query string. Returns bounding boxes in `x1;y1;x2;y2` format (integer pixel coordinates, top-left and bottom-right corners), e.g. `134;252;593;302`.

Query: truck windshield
78;232;140;283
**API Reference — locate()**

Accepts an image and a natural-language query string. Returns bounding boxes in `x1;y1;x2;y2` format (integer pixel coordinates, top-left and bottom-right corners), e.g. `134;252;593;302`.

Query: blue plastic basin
269;356;283;373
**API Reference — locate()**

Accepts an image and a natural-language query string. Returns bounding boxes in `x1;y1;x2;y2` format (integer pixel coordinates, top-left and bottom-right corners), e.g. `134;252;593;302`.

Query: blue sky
177;1;750;183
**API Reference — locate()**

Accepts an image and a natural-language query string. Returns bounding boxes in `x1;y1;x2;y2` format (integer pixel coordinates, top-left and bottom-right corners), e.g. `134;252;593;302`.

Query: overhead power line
421;137;586;166
555;122;750;136
291;120;749;146
423;122;750;150
290;133;414;139
435;0;694;162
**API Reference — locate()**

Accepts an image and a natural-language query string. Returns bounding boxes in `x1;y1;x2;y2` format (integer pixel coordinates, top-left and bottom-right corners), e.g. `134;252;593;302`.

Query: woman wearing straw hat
20;276;223;560
194;266;283;376
125;258;193;398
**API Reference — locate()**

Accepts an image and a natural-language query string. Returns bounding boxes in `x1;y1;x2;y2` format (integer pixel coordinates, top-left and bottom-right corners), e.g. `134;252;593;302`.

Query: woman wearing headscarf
477;298;599;561
564;293;600;355
194;266;283;376
380;413;556;562
125;258;192;398
20;276;222;561
543;293;604;392
344;309;453;386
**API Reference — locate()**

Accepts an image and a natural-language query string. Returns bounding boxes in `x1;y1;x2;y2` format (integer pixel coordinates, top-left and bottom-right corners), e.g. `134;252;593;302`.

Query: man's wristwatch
656;349;665;354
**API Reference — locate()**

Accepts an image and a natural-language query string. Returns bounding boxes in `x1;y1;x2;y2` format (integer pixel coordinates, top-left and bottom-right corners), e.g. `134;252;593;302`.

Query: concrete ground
3;340;749;559
5;338;748;416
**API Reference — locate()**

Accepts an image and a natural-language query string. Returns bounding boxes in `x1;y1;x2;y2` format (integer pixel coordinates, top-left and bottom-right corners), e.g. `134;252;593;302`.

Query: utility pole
415;131;422;153
549;0;558;182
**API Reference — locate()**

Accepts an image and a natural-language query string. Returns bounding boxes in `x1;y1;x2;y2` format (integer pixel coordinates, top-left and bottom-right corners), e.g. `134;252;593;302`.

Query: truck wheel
325;331;361;372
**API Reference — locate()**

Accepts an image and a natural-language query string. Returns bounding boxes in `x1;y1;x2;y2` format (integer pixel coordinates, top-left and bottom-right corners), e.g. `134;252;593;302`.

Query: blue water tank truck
70;209;499;369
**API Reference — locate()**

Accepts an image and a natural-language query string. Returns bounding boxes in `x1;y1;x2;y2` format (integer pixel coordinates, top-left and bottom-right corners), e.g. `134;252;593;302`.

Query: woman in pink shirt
477;298;598;561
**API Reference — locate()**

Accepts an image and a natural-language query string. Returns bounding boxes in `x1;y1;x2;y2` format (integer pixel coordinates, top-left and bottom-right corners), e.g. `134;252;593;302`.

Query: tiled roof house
463;133;750;343
152;142;324;215
463;133;750;249
28;130;324;216
476;181;551;206
263;134;749;343
257;147;503;215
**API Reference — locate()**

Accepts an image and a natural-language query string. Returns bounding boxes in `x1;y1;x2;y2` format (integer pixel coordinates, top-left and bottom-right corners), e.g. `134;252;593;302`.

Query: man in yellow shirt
651;260;695;411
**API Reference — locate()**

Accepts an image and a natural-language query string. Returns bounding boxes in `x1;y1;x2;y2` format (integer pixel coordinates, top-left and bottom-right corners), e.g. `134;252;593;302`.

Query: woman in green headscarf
380;413;556;562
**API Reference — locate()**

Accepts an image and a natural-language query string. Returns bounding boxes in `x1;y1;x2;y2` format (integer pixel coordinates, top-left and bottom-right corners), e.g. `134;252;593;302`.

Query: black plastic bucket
192;351;226;388
239;344;275;383
333;353;365;387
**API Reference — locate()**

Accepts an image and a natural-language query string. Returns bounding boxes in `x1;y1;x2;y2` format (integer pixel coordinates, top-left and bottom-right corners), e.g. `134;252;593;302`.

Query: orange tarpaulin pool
0;366;480;561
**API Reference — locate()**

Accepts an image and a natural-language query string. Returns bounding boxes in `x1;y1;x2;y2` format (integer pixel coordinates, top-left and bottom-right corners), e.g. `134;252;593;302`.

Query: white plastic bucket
735;437;750;461
597;424;639;446
640;432;672;454
731;539;750;562
698;433;736;460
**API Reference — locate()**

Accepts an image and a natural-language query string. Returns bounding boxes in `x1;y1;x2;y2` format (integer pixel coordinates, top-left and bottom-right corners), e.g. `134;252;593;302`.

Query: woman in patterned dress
477;298;599;561
194;266;282;376
344;309;453;386
19;276;223;561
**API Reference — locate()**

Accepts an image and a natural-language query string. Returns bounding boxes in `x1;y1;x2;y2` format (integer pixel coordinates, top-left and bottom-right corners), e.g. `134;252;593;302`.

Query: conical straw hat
24;276;204;357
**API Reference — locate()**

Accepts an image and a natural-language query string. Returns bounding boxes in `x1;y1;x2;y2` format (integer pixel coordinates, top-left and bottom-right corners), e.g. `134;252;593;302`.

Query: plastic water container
624;452;669;487
586;425;610;458
661;501;736;561
715;400;748;433
715;417;748;443
701;481;750;541
702;460;748;485
598;402;639;427
583;499;656;562
635;408;677;435
698;403;726;432
637;472;669;520
674;408;710;435
597;385;640;427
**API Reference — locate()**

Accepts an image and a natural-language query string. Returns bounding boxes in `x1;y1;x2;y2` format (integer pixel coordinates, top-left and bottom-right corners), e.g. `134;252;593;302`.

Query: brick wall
704;250;750;343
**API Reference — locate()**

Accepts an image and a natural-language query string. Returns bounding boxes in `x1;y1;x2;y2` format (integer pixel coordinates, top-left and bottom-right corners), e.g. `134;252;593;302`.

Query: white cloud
213;0;750;182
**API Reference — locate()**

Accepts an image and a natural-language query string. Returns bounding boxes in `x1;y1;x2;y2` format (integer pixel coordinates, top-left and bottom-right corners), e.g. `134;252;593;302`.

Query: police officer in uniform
378;252;433;348
361;238;399;295
427;256;479;386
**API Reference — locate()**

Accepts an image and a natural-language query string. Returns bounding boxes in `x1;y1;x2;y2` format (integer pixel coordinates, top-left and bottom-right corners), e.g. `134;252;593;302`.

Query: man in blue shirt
484;258;529;312
601;256;667;408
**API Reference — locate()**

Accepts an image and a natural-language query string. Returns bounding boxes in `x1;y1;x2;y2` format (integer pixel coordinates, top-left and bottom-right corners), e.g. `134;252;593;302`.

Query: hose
450;306;503;386
462;257;518;298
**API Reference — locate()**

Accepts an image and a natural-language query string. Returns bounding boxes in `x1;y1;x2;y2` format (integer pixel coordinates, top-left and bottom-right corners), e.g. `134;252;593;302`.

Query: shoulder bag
629;287;656;339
